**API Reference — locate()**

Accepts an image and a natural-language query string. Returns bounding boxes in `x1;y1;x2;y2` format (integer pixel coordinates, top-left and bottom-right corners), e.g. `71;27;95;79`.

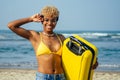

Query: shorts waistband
36;72;65;77
36;72;66;80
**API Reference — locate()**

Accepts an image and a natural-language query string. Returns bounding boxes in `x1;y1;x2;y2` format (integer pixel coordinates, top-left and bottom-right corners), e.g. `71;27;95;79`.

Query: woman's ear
56;17;59;21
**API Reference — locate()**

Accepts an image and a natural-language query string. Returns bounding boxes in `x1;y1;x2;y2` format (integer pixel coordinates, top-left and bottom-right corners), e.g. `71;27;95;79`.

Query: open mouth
46;26;52;28
46;26;54;30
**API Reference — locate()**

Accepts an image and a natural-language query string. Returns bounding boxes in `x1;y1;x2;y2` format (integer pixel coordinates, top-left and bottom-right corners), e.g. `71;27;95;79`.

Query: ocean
0;30;120;72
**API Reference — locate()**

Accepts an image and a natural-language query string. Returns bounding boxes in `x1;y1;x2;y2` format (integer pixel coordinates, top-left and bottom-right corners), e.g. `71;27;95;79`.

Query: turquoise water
0;30;120;71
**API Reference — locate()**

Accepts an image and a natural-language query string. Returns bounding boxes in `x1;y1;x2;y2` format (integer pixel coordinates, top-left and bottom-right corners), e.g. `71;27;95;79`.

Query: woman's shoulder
56;33;66;41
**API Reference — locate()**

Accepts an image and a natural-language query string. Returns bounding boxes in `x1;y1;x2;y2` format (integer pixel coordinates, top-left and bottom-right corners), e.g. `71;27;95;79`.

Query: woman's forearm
8;17;32;29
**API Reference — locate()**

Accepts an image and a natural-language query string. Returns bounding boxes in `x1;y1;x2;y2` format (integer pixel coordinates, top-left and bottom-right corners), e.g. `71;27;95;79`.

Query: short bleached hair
40;6;59;18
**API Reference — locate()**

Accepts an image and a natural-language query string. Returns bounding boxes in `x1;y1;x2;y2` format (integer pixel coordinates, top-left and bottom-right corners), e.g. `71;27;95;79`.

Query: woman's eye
44;18;57;22
51;19;56;22
44;19;49;22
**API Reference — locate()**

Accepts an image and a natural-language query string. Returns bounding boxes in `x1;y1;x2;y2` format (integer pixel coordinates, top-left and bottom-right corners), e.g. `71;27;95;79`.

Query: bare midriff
36;54;64;74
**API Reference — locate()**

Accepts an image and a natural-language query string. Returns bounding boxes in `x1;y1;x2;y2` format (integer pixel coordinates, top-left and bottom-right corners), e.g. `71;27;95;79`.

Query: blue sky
0;0;120;31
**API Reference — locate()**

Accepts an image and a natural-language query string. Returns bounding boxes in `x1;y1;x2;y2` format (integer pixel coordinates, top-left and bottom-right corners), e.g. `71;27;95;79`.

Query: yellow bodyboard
62;35;98;80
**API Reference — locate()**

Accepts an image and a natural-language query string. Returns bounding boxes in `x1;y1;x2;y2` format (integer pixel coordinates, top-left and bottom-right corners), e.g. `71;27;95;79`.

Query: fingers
92;60;99;69
37;13;44;22
36;13;41;17
37;13;44;18
31;13;44;22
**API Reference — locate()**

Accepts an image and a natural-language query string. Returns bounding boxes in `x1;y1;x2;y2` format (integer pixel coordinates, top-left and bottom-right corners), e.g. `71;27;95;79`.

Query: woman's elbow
7;22;16;30
7;22;12;29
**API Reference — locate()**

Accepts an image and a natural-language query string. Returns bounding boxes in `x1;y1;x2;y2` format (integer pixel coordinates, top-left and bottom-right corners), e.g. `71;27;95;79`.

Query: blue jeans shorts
36;72;66;80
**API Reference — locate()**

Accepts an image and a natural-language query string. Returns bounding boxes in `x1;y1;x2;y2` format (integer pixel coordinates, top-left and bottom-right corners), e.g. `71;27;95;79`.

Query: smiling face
42;16;58;33
40;6;59;33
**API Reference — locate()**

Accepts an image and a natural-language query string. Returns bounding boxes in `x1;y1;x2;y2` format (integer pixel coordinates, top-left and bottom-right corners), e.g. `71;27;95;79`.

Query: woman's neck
42;31;55;37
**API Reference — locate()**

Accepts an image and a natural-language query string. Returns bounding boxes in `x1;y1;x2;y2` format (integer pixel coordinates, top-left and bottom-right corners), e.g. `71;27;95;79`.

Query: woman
8;6;66;80
8;6;98;80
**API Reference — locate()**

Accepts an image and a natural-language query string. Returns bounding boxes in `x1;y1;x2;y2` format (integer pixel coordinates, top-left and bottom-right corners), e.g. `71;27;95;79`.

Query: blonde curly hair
40;6;59;18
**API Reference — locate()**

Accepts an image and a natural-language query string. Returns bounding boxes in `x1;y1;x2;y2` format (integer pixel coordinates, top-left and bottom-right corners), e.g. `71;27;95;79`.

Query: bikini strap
39;32;42;40
56;33;63;46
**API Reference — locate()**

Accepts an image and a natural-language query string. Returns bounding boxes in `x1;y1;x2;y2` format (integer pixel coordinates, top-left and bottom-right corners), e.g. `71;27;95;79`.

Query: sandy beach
0;69;120;80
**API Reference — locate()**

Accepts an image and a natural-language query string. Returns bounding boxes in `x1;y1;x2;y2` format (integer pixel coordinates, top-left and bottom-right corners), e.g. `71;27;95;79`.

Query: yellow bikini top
36;33;62;56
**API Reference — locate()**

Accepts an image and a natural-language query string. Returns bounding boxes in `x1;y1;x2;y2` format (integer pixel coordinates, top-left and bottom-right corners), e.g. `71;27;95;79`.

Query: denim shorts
36;72;66;80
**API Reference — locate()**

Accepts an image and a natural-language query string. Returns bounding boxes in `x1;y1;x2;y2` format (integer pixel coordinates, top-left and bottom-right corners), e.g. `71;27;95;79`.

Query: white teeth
46;26;52;28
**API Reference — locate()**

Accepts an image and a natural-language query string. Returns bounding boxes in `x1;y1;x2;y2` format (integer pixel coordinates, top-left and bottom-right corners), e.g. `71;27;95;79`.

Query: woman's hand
92;58;98;69
30;13;44;22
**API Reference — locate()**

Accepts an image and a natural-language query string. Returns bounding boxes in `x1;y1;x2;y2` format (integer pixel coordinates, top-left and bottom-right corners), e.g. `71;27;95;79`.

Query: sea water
0;30;120;72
